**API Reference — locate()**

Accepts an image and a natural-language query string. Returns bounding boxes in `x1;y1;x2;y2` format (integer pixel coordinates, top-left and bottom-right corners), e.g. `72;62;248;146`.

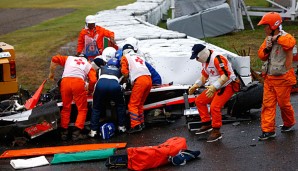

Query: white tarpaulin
174;0;226;18
92;0;251;85
167;3;236;39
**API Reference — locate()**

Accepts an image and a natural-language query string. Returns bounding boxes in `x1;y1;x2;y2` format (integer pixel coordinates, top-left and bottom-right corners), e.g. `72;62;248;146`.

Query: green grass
242;0;269;7
0;0;135;91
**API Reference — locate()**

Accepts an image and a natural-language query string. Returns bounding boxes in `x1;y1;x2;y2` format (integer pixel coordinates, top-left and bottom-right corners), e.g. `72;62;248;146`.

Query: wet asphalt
0;8;74;36
0;93;298;171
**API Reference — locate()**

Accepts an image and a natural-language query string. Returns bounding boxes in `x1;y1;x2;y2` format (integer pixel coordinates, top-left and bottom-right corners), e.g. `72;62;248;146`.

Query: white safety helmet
85;15;96;24
102;47;116;62
124;37;139;51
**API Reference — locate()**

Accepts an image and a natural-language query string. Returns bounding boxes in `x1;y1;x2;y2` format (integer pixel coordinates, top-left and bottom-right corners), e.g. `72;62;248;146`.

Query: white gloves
205;85;217;98
188;83;199;95
122;83;127;90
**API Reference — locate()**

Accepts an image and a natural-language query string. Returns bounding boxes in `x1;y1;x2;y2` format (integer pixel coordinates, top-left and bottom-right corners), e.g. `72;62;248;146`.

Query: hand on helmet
189;84;199;95
205;85;217;98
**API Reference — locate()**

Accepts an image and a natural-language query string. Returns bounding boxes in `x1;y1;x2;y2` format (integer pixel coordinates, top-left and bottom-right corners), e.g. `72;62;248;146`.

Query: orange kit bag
127;137;187;170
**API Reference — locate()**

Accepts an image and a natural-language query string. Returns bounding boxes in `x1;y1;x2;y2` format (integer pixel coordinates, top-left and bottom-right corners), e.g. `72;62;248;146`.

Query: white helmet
124;37;139;51
102;47;116;62
85;15;96;24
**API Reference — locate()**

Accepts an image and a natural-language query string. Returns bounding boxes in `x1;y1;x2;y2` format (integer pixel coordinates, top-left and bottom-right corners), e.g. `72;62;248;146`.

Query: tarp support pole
171;0;175;19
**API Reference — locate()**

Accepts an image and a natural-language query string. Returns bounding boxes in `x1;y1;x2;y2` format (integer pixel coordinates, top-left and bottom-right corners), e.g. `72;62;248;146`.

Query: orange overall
121;55;152;128
195;55;235;128
258;33;297;132
51;55;97;129
77;25;115;60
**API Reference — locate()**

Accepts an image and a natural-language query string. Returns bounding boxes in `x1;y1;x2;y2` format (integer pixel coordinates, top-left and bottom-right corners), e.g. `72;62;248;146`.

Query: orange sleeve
87;68;97;92
103;28;114;39
96;26;115;39
51;55;68;66
214;56;232;78
77;29;86;53
258;39;270;61
277;33;296;51
120;56;129;76
94;26;115;52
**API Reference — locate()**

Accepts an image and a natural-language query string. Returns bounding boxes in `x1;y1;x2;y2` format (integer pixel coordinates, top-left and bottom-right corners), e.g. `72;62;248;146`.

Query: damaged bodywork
0;100;60;144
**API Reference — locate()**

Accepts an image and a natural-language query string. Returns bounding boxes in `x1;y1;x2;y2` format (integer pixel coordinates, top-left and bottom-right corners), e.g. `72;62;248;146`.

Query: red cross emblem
275;49;280;55
210;69;215;75
135;57;143;64
88;45;95;51
74;59;85;65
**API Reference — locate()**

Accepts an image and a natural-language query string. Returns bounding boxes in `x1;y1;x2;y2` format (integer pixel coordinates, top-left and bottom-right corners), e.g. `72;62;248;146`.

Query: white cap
85;15;96;24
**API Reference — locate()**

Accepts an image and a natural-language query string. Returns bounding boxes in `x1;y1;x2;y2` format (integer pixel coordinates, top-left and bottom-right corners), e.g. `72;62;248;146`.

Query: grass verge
0;0;135;91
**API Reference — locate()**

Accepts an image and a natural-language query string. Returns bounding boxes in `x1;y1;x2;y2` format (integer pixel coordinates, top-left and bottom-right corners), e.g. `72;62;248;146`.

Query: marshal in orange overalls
257;12;296;137
120;48;152;131
195;52;236;129
258;31;296;133
49;55;97;130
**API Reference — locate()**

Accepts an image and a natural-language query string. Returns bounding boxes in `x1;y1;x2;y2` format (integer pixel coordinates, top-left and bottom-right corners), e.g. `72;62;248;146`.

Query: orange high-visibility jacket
258;33;296;61
258;32;297;86
77;26;115;55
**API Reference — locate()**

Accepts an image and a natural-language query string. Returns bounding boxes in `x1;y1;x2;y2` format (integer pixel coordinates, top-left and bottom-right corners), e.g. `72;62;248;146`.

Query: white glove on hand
122;83;127;90
188;84;199;95
205;85;217;98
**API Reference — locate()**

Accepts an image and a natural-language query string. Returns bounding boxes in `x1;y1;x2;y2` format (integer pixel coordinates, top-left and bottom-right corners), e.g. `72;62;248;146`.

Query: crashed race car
0;80;60;146
0;80;194;144
0;76;267;146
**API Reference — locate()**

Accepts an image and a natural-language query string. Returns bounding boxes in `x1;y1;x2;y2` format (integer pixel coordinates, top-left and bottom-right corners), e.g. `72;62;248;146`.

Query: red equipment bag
127;137;187;170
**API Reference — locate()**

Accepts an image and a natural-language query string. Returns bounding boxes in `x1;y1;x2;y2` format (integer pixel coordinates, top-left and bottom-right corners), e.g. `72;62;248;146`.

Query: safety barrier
93;0;252;85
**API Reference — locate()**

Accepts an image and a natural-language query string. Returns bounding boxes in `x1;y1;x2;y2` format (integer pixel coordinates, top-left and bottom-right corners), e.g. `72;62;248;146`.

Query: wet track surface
0;93;298;171
0;8;74;36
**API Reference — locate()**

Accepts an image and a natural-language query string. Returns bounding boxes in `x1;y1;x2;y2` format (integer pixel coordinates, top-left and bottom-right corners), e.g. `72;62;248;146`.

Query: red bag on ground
127;137;187;170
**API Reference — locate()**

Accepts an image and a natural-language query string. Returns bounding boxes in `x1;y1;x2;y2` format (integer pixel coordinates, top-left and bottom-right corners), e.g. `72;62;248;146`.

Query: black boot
60;128;69;141
127;124;142;134
72;127;87;141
